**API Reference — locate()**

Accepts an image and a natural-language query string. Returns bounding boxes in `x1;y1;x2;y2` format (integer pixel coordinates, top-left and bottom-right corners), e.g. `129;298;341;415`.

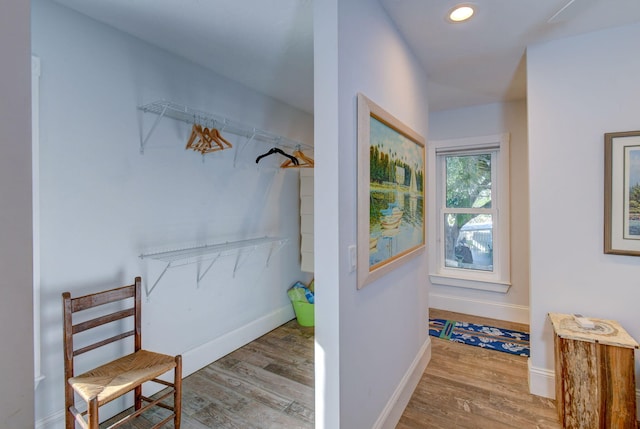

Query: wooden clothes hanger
194;126;214;153
185;124;233;155
185;124;211;152
185;124;199;150
281;149;314;168
199;128;233;154
210;128;233;149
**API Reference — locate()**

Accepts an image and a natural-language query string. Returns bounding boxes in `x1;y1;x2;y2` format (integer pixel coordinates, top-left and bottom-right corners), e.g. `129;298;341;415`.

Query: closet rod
138;100;312;154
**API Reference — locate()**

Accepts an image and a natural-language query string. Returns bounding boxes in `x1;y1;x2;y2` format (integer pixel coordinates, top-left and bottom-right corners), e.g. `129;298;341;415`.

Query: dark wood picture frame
604;130;640;256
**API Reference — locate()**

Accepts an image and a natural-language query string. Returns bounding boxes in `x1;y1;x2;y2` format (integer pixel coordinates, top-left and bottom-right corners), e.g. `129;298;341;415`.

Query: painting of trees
370;143;423;189
630;183;640;215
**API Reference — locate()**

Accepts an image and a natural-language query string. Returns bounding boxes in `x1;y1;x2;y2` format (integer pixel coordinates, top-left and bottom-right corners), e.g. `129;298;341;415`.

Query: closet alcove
31;1;315;427
135;99;314;291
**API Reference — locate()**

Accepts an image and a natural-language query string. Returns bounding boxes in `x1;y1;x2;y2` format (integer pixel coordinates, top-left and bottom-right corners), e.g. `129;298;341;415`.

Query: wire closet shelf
139;236;288;297
137;100;313;159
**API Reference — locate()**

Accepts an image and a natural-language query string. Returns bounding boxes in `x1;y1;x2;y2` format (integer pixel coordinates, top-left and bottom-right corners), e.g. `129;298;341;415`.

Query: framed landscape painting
604;130;640;256
357;93;426;289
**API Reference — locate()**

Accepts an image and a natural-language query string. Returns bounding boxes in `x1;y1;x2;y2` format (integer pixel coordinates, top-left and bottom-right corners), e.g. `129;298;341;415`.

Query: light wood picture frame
604;130;640;256
357;93;426;289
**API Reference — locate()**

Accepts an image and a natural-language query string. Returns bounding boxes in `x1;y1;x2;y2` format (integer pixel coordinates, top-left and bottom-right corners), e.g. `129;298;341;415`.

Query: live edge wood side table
549;313;639;429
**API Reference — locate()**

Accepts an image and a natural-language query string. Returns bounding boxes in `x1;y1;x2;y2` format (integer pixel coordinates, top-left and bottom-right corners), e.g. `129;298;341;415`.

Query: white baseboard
35;409;64;429
35;305;296;429
372;337;432;429
528;360;555;399
181;304;295;377
429;292;529;324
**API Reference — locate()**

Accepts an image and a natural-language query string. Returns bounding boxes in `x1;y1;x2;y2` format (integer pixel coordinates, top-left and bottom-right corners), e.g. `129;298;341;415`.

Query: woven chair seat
69;349;177;406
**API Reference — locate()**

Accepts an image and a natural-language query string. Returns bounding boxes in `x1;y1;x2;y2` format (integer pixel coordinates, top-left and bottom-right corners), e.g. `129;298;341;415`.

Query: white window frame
427;133;511;293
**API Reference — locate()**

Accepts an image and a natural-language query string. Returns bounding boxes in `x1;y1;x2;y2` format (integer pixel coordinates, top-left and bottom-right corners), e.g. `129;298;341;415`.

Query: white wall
527;24;640;400
314;0;430;428
428;101;530;323
0;1;34;428
32;0;313;425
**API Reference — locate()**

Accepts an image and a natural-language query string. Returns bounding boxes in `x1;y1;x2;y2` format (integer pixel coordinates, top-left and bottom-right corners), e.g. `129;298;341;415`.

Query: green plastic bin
292;301;314;327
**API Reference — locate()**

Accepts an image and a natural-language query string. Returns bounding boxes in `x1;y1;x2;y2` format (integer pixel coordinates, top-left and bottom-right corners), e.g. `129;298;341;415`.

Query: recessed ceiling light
448;5;475;23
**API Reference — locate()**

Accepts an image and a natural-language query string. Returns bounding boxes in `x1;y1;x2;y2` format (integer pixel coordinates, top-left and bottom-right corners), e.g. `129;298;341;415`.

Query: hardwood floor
397;309;560;429
103;320;314;428
106;310;563;428
177;320;315;429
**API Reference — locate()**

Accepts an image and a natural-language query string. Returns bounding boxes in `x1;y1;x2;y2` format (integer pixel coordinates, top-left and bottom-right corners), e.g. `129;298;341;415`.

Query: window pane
446;154;492;209
444;214;493;271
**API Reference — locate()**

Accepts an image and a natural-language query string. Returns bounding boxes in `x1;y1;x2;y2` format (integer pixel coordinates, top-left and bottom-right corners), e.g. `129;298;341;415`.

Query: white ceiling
381;0;640;111
53;0;640;113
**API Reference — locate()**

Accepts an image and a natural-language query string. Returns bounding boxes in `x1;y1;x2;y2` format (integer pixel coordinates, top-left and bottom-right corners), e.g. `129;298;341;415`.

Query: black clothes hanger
255;147;299;165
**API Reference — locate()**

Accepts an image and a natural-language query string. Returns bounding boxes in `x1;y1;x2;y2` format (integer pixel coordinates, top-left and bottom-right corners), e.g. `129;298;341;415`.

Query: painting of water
357;93;426;288
368;117;425;268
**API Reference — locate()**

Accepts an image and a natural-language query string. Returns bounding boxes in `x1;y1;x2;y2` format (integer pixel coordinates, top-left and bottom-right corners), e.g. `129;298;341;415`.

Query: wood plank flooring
103;321;314;428
397;309;560;429
105;310;565;428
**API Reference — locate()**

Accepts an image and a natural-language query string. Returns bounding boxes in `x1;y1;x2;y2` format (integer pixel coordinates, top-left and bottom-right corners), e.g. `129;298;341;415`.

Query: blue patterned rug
429;318;530;357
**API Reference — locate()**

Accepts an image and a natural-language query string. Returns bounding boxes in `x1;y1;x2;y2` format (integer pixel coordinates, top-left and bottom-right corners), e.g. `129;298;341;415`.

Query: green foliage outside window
444;154;493;267
446;154;491;209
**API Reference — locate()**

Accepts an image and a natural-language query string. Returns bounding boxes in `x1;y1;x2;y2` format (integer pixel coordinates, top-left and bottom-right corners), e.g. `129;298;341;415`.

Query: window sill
429;274;511;293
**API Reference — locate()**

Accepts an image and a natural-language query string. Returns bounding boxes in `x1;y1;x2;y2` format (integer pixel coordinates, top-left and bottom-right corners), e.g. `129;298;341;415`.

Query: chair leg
65;408;74;429
64;385;74;429
174;355;182;429
87;398;99;429
135;385;142;411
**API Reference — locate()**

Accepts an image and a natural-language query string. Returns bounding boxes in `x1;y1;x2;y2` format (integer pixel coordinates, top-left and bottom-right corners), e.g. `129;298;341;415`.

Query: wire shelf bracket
139;102;169;154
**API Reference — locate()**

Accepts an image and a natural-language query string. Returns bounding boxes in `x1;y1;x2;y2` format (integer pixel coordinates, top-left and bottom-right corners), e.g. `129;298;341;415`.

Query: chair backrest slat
63;277;143;366
73;330;136;357
72;308;135;335
71;284;135;313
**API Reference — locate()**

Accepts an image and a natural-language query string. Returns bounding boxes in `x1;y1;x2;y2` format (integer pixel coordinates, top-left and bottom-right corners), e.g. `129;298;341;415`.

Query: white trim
430;292;529;324
428;133;511;289
637;389;640;421
181;304;295;377
372;338;432;429
35;409;64;429
431;135;503;153
527;360;555;399
429;274;510;293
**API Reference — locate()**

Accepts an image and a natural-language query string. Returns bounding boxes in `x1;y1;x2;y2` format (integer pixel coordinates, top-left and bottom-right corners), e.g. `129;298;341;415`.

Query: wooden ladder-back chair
62;277;182;428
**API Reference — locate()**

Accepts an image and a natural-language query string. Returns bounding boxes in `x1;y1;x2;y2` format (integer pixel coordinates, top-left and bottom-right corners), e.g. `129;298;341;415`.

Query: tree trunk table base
549;313;638;429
